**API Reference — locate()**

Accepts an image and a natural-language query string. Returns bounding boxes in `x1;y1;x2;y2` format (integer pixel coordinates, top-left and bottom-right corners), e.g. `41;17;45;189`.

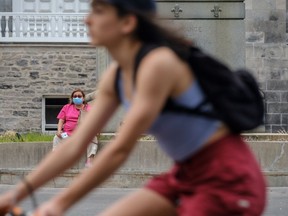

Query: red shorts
145;134;266;216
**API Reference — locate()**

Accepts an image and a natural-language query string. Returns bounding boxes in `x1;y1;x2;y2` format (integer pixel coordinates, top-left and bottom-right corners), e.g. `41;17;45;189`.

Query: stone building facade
0;0;288;133
245;0;288;132
0;45;100;133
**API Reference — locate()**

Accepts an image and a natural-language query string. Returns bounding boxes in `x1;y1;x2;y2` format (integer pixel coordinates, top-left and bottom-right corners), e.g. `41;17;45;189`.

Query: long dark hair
133;14;191;60
92;0;192;60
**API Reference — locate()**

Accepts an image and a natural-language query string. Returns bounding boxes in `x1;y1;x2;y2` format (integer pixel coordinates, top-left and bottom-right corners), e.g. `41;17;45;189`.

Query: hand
0;191;15;216
56;131;62;139
33;200;64;216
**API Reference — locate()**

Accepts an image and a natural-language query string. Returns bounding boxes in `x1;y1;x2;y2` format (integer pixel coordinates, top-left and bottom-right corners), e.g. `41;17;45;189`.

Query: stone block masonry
246;43;288;132
0;45;99;133
245;0;288;132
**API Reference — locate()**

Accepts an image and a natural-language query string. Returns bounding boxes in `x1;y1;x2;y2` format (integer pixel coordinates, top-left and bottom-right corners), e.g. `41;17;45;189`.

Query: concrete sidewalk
0;185;287;216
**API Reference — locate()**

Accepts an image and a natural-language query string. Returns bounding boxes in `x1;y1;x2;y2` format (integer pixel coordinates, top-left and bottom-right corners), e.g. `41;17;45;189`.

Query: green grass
1;131;287;143
22;133;54;142
0;132;54;143
0;131;156;143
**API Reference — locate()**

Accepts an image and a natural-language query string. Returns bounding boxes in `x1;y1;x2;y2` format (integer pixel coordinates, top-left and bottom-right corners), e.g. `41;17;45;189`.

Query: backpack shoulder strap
114;67;121;102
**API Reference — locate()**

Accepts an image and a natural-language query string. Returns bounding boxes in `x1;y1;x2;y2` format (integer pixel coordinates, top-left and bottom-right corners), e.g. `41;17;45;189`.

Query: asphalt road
0;185;287;215
0;185;133;216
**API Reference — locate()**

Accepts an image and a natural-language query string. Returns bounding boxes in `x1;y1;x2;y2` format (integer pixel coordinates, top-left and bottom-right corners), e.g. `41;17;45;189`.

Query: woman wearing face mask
53;89;98;167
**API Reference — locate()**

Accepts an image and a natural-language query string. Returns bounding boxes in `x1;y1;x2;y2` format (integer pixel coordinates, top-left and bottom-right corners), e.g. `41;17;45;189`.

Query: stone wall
0;45;99;133
1;0;288;133
245;0;288;132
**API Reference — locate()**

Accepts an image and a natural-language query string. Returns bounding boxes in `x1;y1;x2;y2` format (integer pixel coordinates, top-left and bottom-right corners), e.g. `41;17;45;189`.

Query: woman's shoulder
62;104;73;110
144;46;185;69
139;46;189;77
137;45;194;90
147;46;177;59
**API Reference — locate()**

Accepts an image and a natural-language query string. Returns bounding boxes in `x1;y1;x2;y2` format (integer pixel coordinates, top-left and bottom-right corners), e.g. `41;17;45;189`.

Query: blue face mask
73;97;83;105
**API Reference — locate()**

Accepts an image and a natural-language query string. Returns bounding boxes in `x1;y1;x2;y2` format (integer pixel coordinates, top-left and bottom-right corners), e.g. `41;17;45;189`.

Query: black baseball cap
100;0;157;14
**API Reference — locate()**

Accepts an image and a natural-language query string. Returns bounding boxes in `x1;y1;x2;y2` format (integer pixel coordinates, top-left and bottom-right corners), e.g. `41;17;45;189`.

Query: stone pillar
93;0;246;132
245;0;287;133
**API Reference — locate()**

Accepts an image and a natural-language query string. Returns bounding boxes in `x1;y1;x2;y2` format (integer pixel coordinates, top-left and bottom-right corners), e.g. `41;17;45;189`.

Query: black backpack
115;44;264;133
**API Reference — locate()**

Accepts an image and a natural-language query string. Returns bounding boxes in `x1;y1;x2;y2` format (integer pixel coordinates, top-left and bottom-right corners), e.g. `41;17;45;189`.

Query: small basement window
42;96;69;132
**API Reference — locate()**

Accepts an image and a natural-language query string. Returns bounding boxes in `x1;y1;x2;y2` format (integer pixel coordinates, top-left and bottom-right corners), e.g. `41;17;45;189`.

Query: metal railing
0;12;90;43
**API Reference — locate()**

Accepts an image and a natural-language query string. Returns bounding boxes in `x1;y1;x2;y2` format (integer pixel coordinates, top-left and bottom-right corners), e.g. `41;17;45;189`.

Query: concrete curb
0;168;159;188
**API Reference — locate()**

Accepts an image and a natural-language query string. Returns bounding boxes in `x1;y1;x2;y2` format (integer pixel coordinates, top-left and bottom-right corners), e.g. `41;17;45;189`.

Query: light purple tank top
118;75;220;161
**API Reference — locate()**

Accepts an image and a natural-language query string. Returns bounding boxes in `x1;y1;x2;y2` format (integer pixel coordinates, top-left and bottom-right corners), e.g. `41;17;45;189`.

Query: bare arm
56;119;64;138
37;48;184;213
8;63;120;204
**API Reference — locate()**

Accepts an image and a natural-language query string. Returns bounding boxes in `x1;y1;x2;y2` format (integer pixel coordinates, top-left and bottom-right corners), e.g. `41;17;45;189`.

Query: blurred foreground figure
0;0;266;215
